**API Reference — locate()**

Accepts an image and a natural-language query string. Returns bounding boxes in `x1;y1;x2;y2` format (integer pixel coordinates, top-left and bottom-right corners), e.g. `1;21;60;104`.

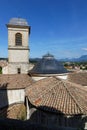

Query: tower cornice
6;24;31;34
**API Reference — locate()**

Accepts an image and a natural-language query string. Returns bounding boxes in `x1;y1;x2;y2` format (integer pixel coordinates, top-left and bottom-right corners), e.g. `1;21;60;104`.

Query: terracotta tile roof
0;74;33;89
67;72;87;86
0;103;26;119
26;77;87;115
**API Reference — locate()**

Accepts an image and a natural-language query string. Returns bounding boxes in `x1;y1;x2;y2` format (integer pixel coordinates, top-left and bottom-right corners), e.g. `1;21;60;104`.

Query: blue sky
0;0;87;58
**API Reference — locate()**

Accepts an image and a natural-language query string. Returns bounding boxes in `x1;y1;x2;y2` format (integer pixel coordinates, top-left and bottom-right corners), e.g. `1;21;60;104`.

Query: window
15;33;22;46
0;67;2;74
17;68;21;74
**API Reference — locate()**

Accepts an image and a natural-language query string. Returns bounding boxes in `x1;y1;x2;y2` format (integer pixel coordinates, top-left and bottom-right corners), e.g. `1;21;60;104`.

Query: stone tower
6;18;30;74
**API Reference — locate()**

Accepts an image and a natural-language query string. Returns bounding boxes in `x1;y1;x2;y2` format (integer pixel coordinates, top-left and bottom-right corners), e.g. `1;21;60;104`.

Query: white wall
57;75;68;80
2;66;8;74
0;89;25;108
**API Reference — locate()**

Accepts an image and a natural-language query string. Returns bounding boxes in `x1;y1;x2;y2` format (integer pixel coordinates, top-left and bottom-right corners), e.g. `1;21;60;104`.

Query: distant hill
30;55;87;63
30;58;41;64
0;58;8;61
59;55;87;62
1;55;87;63
78;55;87;62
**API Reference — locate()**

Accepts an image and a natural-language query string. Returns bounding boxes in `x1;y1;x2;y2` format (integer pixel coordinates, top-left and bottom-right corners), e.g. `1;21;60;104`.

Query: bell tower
6;18;30;74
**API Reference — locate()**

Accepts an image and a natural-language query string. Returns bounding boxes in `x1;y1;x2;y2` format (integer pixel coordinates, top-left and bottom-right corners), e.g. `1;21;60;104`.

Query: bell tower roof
8;18;29;26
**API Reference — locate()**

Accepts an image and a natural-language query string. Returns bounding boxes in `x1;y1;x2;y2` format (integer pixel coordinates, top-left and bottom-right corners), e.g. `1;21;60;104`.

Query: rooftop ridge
39;80;62;98
33;80;63;108
61;81;86;114
33;79;62;104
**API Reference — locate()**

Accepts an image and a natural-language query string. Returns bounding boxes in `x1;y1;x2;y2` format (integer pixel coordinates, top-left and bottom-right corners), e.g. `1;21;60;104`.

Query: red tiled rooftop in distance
0;74;33;89
67;72;87;86
26;77;87;115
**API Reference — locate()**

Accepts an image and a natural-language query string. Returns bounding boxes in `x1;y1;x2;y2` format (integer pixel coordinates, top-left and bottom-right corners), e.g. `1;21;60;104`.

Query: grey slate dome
29;53;68;75
8;18;28;26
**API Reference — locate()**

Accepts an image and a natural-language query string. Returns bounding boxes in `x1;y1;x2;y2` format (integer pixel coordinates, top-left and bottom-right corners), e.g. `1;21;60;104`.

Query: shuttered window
15;33;22;46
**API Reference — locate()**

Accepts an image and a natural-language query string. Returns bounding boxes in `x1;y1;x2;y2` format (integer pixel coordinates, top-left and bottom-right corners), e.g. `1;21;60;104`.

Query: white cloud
82;48;87;51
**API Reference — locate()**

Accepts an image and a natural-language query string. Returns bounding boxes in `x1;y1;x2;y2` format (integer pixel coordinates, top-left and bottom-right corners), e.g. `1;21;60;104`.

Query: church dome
8;18;28;26
29;53;68;76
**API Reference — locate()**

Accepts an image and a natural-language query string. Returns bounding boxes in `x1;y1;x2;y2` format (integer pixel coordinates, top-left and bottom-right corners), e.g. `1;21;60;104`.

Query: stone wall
8;63;29;74
8;49;29;63
7;25;30;74
8;27;29;47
